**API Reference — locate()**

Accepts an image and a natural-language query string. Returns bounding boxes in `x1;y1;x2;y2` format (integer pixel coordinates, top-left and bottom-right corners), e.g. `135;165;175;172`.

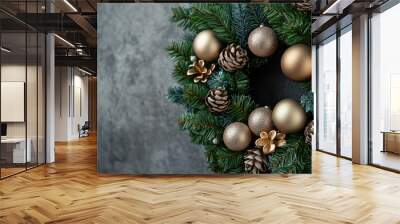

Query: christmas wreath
167;3;313;174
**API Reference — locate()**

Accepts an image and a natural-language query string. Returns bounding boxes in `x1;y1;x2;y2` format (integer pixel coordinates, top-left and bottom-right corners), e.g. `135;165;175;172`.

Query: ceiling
2;0;392;74
311;0;390;42
0;0;98;74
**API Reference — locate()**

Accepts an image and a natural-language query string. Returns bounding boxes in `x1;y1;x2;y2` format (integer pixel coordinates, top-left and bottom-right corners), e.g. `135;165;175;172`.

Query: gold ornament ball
248;25;278;57
248;106;274;136
223;122;252;152
272;99;306;134
281;44;312;81
193;30;221;61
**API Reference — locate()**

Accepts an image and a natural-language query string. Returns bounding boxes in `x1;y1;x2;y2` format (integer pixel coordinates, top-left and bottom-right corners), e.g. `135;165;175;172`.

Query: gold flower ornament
255;130;286;155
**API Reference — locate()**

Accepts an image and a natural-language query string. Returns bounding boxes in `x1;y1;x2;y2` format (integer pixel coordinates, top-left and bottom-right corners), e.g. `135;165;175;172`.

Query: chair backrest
82;121;90;129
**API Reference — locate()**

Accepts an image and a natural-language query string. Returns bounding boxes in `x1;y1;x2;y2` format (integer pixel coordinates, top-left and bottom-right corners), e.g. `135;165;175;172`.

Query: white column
46;32;55;163
352;14;369;164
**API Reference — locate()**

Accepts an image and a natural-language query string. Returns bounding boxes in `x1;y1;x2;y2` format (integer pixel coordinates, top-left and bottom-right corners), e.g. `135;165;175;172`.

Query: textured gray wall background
98;4;210;174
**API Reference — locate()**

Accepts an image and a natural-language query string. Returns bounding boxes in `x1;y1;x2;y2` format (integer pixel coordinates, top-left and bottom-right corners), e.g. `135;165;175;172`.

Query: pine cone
218;43;248;72
244;148;267;174
293;1;313;11
187;59;216;83
205;87;229;113
304;120;314;144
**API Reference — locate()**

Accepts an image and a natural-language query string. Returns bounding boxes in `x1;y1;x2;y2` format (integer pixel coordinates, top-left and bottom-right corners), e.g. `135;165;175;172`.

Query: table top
381;131;400;134
1;138;29;143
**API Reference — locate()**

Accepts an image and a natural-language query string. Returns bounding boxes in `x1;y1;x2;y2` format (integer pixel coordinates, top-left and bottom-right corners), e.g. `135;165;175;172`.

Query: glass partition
0;2;46;179
1;31;28;177
317;35;337;154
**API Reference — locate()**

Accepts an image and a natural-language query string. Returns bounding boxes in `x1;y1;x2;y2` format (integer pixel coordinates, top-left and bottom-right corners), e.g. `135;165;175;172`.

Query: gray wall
98;4;210;174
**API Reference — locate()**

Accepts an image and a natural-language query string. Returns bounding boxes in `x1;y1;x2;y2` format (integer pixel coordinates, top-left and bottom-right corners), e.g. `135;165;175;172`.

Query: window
317;35;337;154
370;3;400;171
339;26;352;158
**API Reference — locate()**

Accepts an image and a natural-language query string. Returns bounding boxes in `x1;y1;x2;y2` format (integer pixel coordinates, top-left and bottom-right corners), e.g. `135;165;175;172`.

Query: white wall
1;63;46;164
1;65;26;141
55;67;89;141
1;65;41;137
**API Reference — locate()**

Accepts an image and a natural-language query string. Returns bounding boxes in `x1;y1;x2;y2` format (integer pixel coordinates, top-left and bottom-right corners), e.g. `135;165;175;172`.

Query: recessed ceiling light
1;47;11;53
323;0;354;15
63;0;78;12
54;34;75;48
78;67;92;76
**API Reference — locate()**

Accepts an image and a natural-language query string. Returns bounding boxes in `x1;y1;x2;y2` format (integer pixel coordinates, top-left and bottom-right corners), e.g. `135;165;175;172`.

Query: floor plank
0;135;400;224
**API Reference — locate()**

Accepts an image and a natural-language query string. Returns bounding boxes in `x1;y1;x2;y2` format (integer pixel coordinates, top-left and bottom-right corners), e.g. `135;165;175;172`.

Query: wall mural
98;3;313;174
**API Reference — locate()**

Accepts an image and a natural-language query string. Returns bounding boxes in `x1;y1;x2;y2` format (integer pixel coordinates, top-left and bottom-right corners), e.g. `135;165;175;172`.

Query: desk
382;131;400;154
1;138;31;163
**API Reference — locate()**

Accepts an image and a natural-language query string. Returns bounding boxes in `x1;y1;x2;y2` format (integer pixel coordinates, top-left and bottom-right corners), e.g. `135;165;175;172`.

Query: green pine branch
232;4;267;47
171;6;193;31
178;111;225;145
207;69;230;89
207;70;249;94
167;41;193;63
227;95;256;122
298;80;312;91
205;144;245;173
167;86;184;105
231;4;270;67
300;91;314;114
171;4;236;44
264;4;311;46
227;71;250;94
182;84;209;111
268;133;312;174
171;60;193;86
168;84;209;111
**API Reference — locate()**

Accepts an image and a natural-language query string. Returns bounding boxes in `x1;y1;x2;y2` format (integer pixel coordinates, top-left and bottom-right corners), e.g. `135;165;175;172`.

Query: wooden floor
1;135;400;224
